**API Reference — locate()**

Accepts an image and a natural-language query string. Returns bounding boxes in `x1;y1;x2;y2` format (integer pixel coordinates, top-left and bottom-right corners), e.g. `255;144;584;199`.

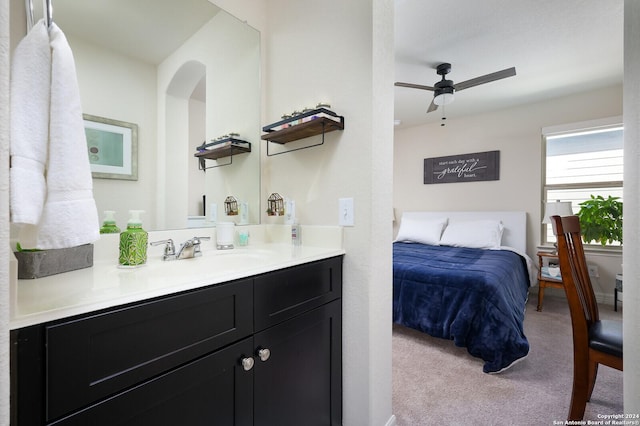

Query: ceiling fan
395;63;516;113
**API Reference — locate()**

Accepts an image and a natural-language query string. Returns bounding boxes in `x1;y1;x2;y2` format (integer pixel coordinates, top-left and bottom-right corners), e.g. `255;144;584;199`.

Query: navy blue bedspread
393;242;530;373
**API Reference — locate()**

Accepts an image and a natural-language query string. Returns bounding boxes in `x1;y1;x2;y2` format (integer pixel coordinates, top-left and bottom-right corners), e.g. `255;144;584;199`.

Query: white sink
203;247;276;259
136;247;279;281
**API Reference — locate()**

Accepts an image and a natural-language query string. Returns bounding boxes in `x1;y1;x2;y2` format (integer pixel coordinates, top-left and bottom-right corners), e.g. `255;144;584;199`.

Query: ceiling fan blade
395;82;436;91
453;67;516;91
427;99;438;113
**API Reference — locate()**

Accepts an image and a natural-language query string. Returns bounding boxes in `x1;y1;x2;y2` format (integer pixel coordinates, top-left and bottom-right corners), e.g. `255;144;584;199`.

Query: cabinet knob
241;356;254;371
257;348;271;362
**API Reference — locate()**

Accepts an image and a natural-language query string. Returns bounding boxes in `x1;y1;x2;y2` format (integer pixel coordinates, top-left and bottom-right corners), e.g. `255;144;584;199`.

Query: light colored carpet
392;295;623;425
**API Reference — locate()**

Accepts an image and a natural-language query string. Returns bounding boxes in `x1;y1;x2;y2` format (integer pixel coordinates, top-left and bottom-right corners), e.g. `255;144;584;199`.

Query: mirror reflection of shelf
261;108;344;155
194;137;251;169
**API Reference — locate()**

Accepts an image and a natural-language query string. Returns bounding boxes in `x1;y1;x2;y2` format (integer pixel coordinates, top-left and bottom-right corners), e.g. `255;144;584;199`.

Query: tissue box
14;244;94;279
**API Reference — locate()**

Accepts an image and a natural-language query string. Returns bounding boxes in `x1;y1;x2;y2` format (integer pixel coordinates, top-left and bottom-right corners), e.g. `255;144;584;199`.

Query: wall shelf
194;138;251;170
261;108;344;156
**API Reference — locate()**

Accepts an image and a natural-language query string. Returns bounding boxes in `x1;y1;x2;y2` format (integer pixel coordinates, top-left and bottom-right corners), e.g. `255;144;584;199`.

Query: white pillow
439;220;504;249
395;216;448;245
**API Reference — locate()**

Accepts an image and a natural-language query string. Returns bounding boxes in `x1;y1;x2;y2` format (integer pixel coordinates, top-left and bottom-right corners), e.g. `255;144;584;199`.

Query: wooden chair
551;215;623;420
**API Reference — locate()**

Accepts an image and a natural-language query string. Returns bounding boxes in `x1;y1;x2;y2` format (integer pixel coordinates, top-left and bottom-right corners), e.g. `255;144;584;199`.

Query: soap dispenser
100;210;121;234
119;210;148;266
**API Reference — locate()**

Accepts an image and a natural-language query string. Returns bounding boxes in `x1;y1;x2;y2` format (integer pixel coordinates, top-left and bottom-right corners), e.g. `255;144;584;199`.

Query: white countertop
10;225;344;329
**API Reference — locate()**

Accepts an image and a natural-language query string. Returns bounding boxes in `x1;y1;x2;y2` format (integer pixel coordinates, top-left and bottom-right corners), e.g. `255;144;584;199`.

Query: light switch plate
339;198;354;226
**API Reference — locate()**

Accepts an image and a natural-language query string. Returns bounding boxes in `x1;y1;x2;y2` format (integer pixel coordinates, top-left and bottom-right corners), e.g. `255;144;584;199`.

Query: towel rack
25;0;52;31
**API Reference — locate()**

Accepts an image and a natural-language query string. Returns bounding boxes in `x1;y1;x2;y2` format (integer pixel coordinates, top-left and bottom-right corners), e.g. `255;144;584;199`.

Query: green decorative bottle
119;210;148;266
100;210;121;234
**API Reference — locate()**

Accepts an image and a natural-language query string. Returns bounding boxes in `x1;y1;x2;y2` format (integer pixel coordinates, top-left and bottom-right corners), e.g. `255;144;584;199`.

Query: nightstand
537;251;564;311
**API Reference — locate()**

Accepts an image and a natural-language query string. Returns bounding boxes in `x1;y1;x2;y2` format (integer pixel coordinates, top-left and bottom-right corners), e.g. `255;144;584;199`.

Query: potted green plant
576;195;623;246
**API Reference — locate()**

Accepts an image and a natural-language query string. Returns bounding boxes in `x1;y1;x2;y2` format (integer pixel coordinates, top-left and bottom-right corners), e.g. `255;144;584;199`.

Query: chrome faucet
150;239;176;261
176;236;210;259
150;237;210;260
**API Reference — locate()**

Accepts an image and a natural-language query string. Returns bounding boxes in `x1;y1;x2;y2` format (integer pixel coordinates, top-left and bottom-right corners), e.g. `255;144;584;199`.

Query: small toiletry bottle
291;220;301;247
301;107;313;123
290;111;300;126
100;210;120;234
119;210;148;266
238;230;250;246
281;114;291;129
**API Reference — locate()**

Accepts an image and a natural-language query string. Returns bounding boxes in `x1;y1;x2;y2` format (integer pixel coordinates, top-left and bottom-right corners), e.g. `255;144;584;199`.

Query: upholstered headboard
401;211;527;253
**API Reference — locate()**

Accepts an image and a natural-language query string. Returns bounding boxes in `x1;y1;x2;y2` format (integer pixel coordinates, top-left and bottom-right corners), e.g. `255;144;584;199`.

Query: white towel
10;19;50;225
34;23;99;249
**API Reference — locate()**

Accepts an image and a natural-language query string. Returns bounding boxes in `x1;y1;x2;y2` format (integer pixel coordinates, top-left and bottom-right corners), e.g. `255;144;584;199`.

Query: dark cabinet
47;278;254;421
254;300;341;426
11;256;343;425
254;256;342;331
51;338;255;426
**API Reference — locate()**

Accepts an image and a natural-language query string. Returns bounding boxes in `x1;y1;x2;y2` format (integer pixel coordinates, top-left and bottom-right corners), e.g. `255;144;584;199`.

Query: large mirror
52;0;261;230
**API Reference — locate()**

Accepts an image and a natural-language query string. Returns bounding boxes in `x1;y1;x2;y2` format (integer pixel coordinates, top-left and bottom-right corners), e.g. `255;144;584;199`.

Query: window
542;118;623;246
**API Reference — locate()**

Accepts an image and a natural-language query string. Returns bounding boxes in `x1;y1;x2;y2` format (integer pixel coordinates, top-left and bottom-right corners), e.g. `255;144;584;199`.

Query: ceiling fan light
433;92;454;106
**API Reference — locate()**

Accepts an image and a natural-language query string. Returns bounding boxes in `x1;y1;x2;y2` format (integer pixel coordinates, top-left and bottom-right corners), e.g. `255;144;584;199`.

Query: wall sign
424;150;500;184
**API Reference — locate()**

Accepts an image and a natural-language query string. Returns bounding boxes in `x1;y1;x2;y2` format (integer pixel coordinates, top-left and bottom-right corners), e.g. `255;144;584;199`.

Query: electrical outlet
339;198;354;226
587;263;599;277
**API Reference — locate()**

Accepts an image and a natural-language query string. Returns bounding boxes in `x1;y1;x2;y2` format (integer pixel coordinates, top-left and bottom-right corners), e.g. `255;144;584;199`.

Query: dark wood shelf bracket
265;120;326;157
194;138;251;170
261;108;344;157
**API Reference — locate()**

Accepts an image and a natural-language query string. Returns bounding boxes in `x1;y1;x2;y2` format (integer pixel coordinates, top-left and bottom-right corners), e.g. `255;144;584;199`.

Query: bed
393;211;532;373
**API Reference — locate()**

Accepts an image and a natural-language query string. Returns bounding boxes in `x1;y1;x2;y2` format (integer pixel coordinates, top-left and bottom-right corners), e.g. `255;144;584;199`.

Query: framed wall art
84;114;138;180
424;150;500;184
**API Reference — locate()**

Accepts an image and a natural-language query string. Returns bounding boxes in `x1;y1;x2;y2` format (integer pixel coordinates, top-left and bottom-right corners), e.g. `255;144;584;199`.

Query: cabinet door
253;300;342;426
255;256;342;332
45;278;253;421
11;326;46;426
50;338;254;426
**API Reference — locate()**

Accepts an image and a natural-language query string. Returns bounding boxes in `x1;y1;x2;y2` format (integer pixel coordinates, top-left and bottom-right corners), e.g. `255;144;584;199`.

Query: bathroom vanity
10;227;344;425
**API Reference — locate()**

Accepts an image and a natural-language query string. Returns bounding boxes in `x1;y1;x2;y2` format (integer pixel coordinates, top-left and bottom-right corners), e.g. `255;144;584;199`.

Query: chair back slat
551;215;600;331
567;223;599;323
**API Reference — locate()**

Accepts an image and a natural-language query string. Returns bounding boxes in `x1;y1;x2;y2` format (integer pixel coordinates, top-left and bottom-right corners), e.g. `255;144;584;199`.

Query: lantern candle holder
266;193;285;216
224;196;239;216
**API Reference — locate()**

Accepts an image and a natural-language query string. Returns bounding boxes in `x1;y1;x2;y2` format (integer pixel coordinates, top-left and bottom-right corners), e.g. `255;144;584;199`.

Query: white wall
394;85;624;303
71;37;158;229
188;97;206;216
163;93;191;228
